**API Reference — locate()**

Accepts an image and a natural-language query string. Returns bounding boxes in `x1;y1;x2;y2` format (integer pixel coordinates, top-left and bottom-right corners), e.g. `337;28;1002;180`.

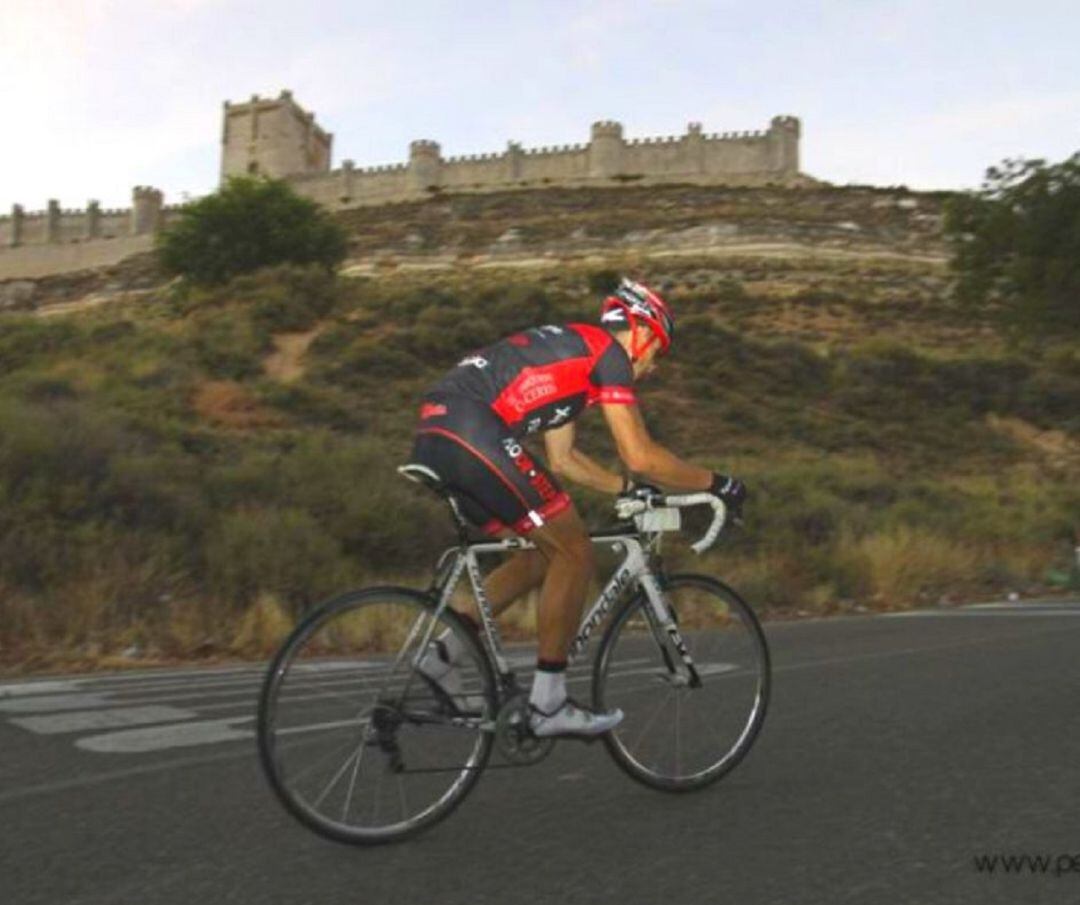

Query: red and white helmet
600;278;675;360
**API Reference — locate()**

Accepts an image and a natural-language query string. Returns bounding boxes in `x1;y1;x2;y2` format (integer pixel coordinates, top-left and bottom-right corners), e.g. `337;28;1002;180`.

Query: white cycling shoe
529;698;624;738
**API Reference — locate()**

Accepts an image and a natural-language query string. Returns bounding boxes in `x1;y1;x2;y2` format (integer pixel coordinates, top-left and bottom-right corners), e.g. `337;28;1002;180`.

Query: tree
944;152;1080;337
157;177;348;286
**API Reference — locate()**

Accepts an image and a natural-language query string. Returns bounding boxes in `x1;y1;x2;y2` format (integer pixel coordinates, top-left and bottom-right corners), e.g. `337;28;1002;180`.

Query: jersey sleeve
588;338;637;405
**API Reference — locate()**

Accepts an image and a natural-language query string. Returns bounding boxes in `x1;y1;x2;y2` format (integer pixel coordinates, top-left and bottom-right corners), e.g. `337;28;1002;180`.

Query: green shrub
157;177;348;286
944;151;1080;338
192;310;268;379
204;507;352;611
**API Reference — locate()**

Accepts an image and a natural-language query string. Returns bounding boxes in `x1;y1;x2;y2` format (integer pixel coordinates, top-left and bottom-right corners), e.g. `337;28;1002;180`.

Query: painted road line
11;705;197;735
76;716;255;754
0;693;111;714
884;609;1080;619
0;680;84;699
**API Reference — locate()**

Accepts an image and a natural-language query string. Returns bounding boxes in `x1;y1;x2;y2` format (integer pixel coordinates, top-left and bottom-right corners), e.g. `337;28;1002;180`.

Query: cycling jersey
423;323;636;437
406;323;637;535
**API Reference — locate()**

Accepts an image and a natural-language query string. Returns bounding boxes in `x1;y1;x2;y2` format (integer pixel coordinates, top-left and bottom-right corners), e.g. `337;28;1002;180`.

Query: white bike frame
425;529;701;688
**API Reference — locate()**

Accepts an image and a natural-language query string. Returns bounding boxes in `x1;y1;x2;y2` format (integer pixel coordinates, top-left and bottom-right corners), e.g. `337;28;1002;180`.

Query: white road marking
76;717;255;754
11;705;196;735
885;607;1080;619
0;680;83;698
0;693;110;713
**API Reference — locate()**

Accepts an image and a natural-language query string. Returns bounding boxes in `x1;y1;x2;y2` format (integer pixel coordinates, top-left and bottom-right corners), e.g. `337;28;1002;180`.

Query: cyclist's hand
709;473;747;520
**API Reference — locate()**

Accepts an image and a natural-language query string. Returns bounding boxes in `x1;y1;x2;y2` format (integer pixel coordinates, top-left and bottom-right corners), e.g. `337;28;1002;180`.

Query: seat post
444;495;473;545
398;464;476;545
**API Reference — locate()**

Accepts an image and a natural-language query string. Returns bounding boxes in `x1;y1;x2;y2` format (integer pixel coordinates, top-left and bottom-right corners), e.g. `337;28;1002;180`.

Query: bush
944;152;1080;338
157;177;348;286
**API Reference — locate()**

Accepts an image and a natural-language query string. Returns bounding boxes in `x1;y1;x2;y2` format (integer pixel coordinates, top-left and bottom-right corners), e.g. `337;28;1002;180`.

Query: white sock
529;666;567;714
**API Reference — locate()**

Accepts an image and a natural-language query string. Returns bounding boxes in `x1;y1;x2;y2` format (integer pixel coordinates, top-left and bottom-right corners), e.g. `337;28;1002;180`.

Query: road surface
2;599;1078;905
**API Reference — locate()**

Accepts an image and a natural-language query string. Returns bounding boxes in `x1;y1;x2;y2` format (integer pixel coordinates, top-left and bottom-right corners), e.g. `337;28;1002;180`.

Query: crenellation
1;92;805;272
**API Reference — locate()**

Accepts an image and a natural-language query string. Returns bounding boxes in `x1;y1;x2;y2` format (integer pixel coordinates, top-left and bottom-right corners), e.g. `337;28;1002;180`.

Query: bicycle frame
425;530;702;694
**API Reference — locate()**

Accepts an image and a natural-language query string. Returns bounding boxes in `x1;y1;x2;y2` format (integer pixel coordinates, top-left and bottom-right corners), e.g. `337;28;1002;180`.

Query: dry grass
228;594;294;657
844;527;980;606
192;380;284;429
263;324;327;383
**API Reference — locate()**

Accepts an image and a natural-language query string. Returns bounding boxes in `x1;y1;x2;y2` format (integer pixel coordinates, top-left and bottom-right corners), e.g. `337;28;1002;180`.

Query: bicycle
257;464;771;845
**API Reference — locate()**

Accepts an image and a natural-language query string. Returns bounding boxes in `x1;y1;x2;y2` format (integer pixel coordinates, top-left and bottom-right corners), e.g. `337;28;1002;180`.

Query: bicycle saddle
397;463;449;496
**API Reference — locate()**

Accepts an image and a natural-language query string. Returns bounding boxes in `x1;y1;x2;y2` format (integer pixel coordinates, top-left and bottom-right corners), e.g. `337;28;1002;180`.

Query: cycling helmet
600;278;674;361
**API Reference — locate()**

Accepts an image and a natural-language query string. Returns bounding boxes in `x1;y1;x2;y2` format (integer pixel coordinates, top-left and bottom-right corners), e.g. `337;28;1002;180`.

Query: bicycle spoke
628;686;675;755
674;688;682;777
341;724;371;822
313;734;367;811
258;588;495;843
596;576;770;791
284;732;363;789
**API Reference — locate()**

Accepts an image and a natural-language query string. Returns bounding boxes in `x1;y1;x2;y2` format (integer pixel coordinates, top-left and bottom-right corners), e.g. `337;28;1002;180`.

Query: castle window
248;162;259;175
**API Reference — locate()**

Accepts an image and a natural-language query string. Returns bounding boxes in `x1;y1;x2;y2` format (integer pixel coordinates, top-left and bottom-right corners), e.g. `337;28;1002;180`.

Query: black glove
709;473;747;518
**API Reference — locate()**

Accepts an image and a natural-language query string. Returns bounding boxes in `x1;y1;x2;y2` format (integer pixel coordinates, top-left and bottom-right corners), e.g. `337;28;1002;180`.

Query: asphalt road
2;599;1079;905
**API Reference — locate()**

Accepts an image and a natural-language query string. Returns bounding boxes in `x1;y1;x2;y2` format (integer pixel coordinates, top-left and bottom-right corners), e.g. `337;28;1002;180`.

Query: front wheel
257;586;497;845
593;573;770;792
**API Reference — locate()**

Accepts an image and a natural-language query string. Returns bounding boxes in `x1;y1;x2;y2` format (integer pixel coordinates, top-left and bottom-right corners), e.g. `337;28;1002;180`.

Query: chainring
494;694;555;765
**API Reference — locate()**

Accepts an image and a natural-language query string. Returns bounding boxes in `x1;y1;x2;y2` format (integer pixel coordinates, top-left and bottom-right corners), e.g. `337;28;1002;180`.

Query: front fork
638;569;702;689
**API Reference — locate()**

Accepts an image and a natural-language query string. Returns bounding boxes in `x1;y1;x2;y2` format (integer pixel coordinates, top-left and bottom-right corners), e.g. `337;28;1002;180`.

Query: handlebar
613;492;729;554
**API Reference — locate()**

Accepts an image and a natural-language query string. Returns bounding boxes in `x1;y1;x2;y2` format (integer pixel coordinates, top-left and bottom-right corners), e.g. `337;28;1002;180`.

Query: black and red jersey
421;323;636;437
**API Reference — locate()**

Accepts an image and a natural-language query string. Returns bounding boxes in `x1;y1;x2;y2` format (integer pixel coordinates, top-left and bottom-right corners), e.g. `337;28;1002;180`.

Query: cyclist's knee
532;507;593;574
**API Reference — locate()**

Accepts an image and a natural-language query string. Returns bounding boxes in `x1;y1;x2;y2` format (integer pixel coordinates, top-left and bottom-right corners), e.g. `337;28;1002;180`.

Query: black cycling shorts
407;394;571;535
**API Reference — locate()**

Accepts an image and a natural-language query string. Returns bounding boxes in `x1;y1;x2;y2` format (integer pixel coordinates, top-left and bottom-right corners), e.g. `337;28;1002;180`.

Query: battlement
2;93;806;278
215;94;801;207
354;162;408;174
591;120;624;139
521;143;587;157
2;186;170;250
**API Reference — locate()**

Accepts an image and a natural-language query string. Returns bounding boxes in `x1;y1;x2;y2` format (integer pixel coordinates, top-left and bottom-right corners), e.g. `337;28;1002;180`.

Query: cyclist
405;278;746;737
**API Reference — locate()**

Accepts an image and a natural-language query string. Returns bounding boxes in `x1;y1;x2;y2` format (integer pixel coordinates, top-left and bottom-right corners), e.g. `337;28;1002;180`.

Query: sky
2;0;1079;212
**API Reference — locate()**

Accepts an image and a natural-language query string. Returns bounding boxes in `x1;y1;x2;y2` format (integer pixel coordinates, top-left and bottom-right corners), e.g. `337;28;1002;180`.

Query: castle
0;90;803;279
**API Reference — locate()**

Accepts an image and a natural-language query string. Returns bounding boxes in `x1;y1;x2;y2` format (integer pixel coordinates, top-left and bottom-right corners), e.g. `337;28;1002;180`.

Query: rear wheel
594;573;770;792
257;586;496;845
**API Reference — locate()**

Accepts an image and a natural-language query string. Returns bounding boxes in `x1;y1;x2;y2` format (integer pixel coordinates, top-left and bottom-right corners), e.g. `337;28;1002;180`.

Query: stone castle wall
0;188;183;280
0;90;804;280
282;116;802;211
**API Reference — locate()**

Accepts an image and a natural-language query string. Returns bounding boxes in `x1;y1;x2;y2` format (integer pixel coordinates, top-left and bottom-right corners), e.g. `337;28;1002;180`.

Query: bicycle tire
593;572;770;792
257;585;497;845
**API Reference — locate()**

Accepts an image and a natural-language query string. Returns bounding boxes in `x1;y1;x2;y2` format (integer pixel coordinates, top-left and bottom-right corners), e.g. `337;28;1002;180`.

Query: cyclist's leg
483;538;548;614
525;505;621;735
527;505;594;663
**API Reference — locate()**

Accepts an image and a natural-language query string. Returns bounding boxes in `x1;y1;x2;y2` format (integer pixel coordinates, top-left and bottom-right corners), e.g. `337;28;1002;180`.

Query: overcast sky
2;0;1078;212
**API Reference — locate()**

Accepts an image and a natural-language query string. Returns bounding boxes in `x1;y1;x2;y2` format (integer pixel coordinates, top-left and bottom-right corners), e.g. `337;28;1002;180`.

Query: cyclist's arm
543;422;624;494
601;403;712;491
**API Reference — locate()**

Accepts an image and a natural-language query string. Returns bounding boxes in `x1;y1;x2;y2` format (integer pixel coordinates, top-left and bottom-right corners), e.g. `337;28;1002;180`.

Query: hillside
0;183;1077;672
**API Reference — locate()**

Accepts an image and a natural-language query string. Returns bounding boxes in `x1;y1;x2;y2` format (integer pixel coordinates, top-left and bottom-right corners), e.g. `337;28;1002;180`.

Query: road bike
257;464;771;845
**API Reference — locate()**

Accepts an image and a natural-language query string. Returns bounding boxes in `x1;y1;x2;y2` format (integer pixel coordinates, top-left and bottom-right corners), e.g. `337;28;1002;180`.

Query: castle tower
588;121;625;179
768;116;801;177
220;90;333;183
131;186;164;236
408;140;443;192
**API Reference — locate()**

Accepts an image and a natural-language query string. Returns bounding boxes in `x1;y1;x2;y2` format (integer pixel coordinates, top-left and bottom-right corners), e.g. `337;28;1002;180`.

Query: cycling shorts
407;394;572;536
